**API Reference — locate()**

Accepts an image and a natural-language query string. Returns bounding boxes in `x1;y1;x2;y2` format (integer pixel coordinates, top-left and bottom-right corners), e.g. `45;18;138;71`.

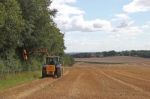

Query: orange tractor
42;56;63;78
22;48;63;78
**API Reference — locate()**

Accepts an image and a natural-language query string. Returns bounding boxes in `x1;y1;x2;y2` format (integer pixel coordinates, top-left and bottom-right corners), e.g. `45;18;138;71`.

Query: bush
63;54;74;66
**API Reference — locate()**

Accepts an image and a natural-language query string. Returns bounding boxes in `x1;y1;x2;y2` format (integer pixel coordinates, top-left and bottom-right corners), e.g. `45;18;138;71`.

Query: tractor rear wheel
56;67;61;78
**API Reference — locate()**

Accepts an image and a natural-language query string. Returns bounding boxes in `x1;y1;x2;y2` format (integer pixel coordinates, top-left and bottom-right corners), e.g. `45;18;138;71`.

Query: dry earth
1;56;150;99
75;56;150;64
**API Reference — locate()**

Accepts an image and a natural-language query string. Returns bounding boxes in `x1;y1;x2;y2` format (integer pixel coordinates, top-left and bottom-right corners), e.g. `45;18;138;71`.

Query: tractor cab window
46;57;56;65
46;58;52;65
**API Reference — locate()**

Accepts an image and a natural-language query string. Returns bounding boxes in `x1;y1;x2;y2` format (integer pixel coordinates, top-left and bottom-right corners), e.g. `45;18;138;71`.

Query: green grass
0;71;41;90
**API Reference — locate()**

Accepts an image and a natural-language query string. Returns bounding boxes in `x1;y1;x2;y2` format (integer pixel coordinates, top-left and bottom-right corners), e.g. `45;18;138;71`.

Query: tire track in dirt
123;70;150;80
68;68;102;98
24;67;82;99
113;71;150;82
1;63;150;99
18;70;70;99
88;66;150;99
100;70;150;97
0;78;56;99
0;69;70;99
68;69;100;98
25;66;104;99
106;70;150;92
68;72;84;97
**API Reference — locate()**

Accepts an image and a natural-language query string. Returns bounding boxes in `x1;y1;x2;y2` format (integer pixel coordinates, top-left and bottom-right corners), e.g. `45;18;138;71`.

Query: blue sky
76;0;129;19
51;0;150;52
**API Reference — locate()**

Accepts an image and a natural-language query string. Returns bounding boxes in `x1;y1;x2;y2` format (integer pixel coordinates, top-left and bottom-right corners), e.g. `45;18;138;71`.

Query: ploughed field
1;56;150;99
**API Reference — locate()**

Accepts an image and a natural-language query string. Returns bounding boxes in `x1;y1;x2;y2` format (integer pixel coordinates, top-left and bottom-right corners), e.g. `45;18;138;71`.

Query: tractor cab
46;56;59;65
42;56;62;78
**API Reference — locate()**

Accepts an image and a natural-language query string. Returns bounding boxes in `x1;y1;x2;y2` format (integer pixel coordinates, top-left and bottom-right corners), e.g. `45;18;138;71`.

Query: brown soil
1;60;150;99
75;56;150;64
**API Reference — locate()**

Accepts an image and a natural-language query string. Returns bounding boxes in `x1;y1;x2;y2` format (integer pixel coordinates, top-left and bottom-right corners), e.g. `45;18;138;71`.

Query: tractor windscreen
46;57;59;65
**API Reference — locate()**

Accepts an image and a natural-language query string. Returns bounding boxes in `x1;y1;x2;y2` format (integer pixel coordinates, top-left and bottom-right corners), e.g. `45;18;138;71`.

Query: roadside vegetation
0;71;41;90
63;54;75;66
0;0;74;88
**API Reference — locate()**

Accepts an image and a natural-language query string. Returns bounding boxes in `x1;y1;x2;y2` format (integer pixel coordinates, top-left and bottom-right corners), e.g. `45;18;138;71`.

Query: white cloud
51;0;144;40
51;0;142;36
123;0;150;13
50;0;112;32
49;0;150;52
112;25;142;37
112;13;142;37
51;0;84;16
115;13;130;20
64;31;147;52
142;21;150;29
61;16;113;32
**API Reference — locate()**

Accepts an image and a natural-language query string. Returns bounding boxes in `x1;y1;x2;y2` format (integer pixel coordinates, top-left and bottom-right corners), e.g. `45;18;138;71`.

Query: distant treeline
71;50;150;58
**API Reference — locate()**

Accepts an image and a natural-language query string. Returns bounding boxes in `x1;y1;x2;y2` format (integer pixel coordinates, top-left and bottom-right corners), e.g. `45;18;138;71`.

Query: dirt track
1;62;150;99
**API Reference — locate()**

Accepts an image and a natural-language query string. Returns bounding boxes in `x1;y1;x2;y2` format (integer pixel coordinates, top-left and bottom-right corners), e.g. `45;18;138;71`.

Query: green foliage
0;0;24;58
0;3;5;28
0;71;41;90
63;54;74;66
0;0;25;75
17;0;65;55
0;0;66;75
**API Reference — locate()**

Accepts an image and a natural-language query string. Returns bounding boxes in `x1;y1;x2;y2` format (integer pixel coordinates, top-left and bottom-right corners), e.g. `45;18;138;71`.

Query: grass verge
0;71;41;91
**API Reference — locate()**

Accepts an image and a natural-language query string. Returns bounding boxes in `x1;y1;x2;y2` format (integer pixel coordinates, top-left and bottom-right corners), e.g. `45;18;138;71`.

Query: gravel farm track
1;56;150;99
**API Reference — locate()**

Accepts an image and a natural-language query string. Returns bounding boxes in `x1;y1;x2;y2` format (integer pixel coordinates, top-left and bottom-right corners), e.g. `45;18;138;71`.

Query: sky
50;0;150;52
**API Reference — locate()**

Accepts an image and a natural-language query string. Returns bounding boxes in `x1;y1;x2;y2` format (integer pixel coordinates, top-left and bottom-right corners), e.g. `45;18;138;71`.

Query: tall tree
0;0;24;59
17;0;65;55
0;0;65;72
